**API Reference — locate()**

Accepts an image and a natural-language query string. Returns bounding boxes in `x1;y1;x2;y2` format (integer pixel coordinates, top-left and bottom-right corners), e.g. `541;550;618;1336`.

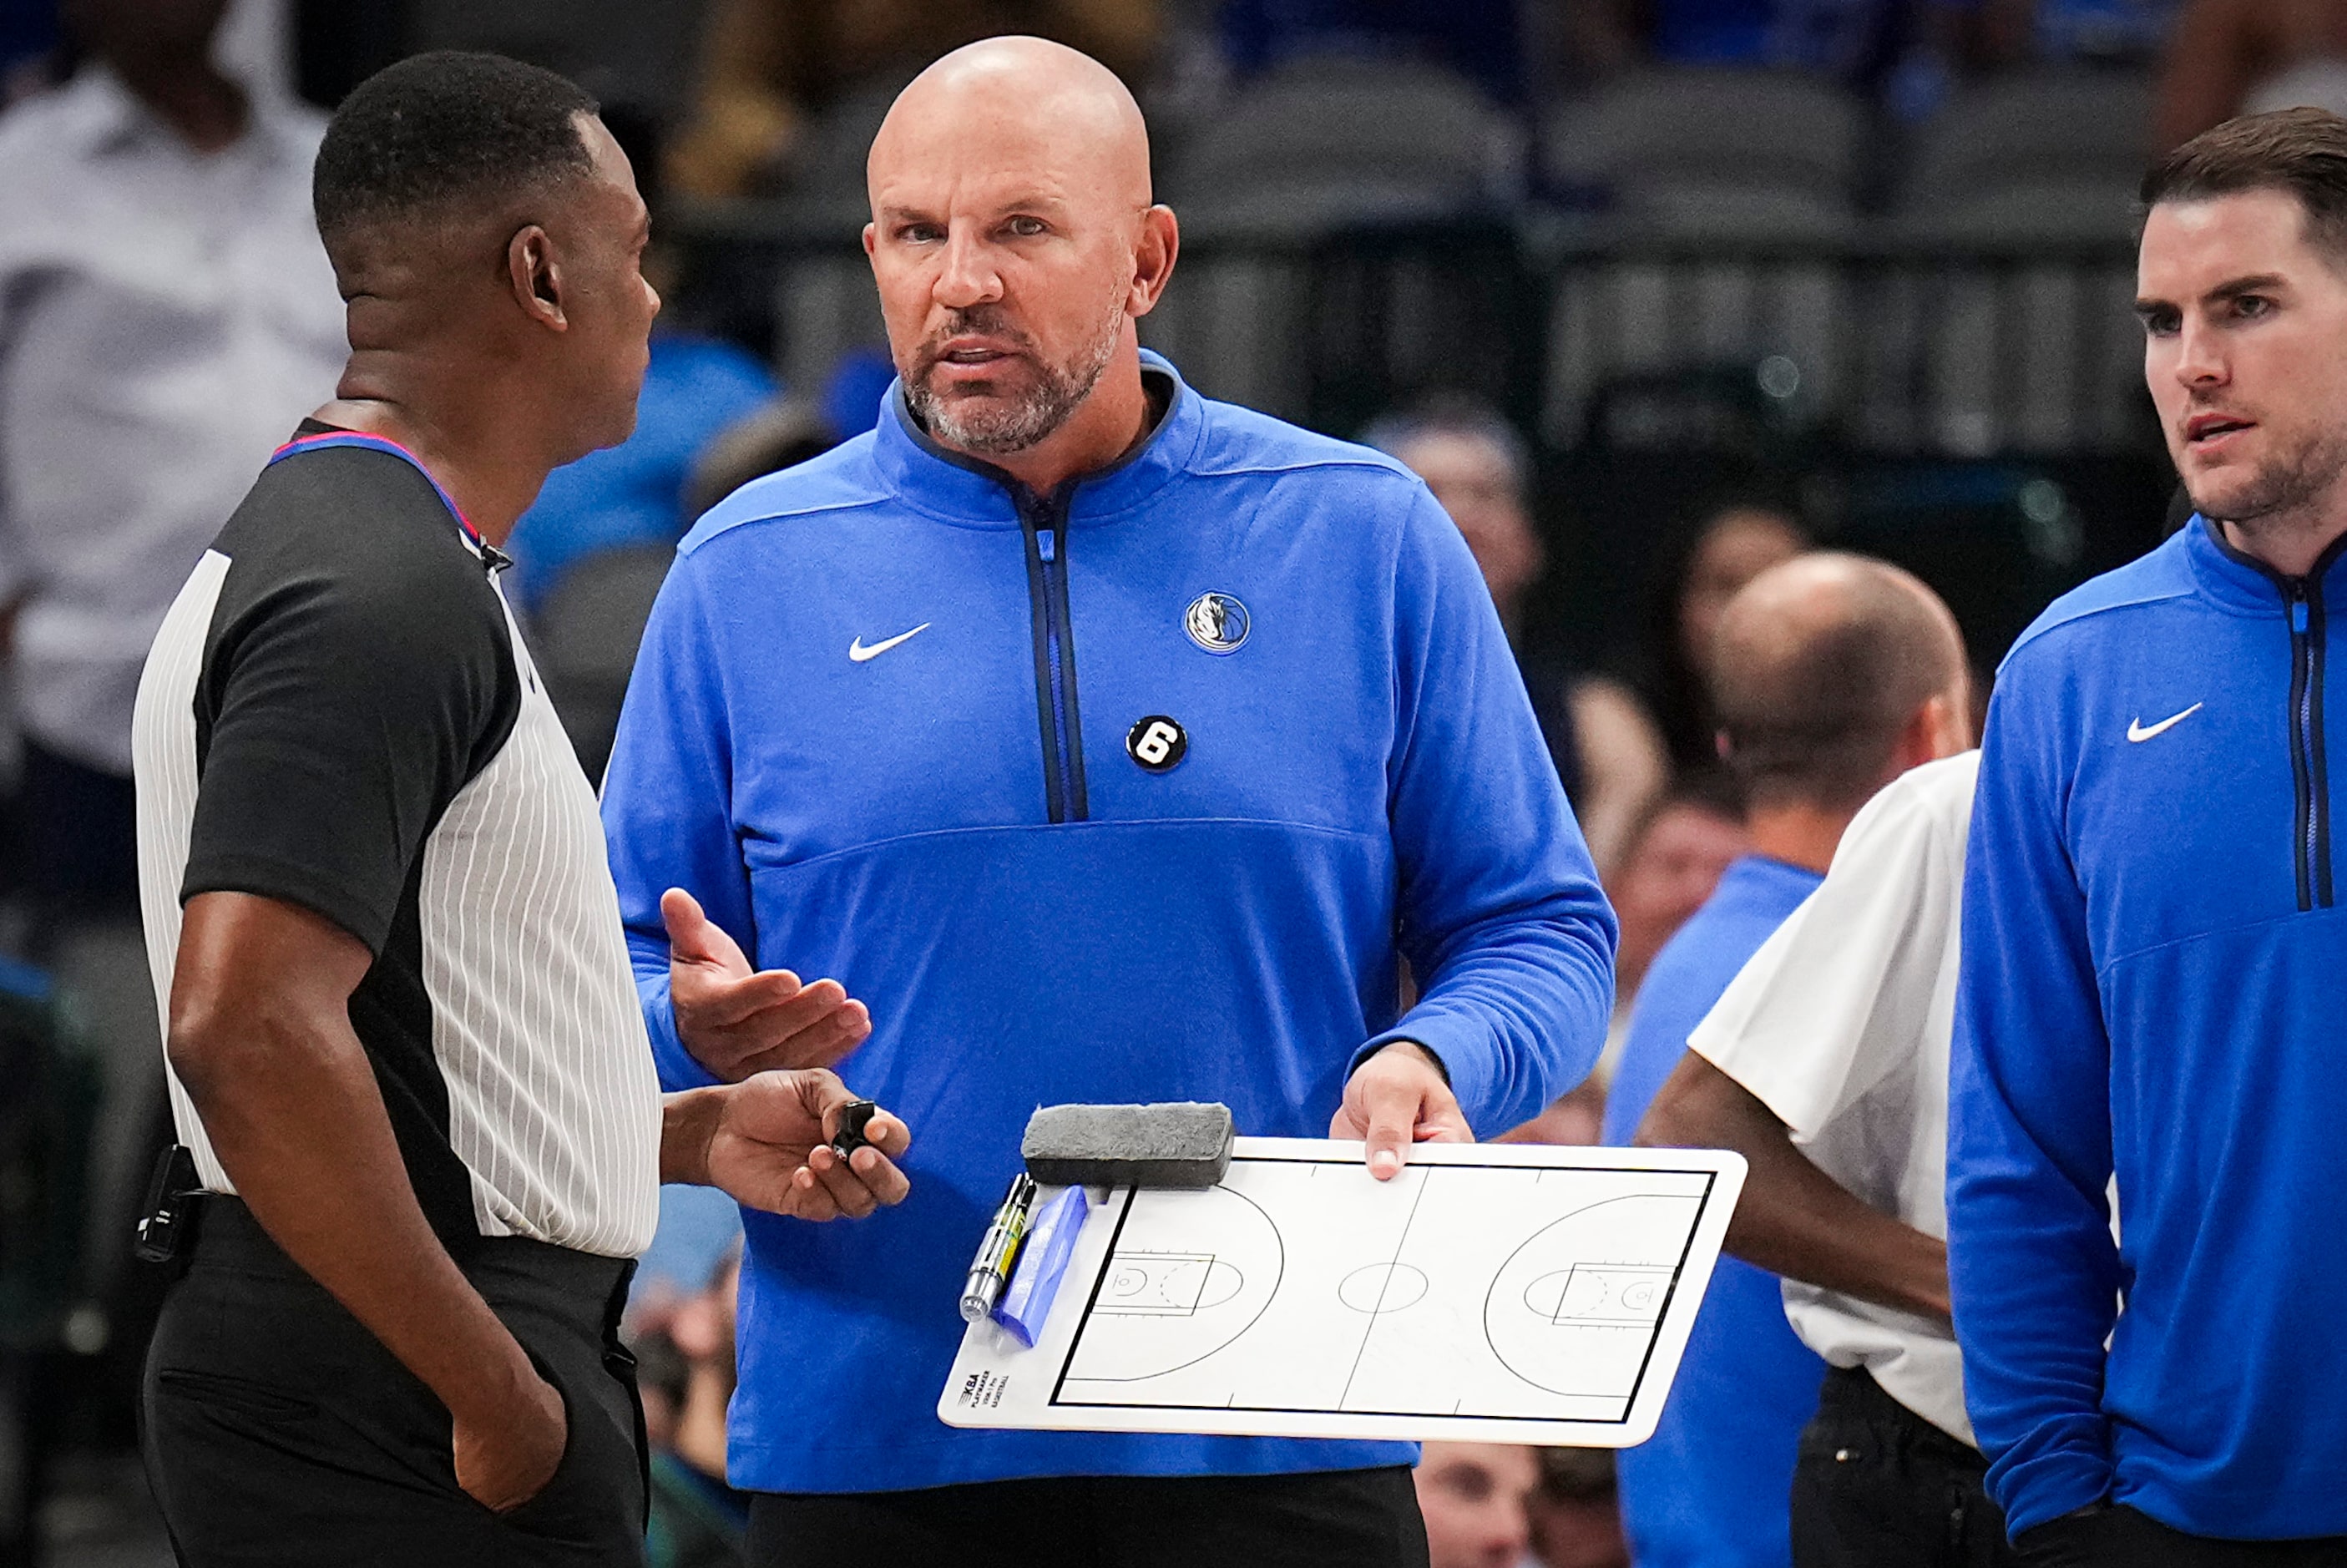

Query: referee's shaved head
314;52;599;250
1711;554;1968;811
309;51;661;479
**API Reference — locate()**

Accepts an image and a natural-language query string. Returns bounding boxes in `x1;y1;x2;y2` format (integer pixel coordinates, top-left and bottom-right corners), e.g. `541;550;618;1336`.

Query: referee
131;54;908;1566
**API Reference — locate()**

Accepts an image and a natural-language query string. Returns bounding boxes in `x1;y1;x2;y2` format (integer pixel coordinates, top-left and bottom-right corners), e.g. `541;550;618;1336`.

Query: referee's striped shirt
132;426;660;1257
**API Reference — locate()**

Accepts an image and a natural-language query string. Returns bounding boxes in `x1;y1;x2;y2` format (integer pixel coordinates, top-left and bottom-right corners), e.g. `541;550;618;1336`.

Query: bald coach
599;35;1618;1568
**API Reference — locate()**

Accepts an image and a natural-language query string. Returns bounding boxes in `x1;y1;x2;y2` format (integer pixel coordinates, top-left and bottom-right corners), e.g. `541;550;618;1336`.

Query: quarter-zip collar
870;351;1196;827
2188;513;2347;912
2185;513;2347;615
871;350;1201;524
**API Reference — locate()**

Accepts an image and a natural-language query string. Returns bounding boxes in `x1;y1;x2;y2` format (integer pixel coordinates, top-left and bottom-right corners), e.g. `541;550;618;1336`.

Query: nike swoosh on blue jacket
1949;516;2347;1540
599;355;1619;1494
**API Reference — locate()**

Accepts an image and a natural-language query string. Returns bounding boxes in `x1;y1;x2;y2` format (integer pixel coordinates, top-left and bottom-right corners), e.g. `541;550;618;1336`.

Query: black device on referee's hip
134;1143;205;1267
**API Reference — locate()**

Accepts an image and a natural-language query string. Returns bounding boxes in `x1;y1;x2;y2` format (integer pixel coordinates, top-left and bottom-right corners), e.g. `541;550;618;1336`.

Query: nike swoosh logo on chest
2127;702;2203;742
849;624;932;662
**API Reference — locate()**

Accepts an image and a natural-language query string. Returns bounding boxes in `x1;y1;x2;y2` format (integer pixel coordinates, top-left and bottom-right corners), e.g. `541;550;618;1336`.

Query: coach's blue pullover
599;355;1617;1494
1950;517;2347;1540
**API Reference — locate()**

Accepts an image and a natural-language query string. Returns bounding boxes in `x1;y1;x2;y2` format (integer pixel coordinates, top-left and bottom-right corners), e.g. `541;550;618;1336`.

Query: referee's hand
1332;1041;1471;1181
453;1360;565;1515
664;888;872;1079
685;1070;913;1221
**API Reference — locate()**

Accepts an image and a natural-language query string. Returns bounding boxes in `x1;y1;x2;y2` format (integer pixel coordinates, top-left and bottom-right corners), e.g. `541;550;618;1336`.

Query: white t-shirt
1687;750;1980;1444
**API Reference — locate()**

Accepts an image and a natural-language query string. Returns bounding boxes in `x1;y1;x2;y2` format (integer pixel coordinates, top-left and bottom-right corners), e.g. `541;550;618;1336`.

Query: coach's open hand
664;888;873;1078
664;1070;912;1220
1332;1040;1472;1181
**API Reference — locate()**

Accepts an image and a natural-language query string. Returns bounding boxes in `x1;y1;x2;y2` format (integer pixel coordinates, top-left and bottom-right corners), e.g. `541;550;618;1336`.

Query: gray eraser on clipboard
1020;1102;1235;1190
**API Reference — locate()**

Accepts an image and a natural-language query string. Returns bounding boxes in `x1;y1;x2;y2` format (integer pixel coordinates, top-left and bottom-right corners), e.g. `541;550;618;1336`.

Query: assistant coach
601;35;1618;1567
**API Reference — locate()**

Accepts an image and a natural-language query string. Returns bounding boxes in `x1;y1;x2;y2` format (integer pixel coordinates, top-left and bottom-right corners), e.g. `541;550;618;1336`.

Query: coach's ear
508;225;569;330
1126;204;1179;320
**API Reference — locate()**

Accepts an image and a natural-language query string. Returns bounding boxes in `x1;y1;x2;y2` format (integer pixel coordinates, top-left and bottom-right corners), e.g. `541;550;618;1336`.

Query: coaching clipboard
937;1137;1745;1447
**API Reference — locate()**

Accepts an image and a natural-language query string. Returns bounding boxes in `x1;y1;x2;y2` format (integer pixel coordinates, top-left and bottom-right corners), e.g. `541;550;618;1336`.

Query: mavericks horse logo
1184;592;1250;655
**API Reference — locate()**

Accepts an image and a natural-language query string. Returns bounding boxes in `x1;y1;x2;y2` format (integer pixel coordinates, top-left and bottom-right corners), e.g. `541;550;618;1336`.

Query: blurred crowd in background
0;0;2293;1560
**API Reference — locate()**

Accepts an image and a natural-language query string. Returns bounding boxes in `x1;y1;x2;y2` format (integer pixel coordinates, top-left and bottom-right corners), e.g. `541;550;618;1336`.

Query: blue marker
993;1186;1090;1348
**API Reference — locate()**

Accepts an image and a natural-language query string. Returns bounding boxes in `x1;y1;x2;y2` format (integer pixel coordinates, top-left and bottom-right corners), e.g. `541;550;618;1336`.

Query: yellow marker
960;1172;1037;1323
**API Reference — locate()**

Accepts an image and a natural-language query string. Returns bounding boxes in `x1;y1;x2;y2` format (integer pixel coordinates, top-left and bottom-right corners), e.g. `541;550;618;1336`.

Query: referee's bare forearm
1640;1050;1951;1323
167;889;544;1423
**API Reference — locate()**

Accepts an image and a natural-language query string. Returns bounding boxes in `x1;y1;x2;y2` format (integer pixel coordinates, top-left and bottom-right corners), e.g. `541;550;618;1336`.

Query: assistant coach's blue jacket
1950;517;2347;1540
600;354;1617;1494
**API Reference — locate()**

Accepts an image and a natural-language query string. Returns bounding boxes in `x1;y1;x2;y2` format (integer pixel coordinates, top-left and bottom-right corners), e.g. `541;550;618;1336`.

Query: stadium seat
1540;69;1867;242
771;76;913;236
713;78;908;405
1891;68;2156;244
531;544;677;782
1870;72;2152;454
1159;58;1521;240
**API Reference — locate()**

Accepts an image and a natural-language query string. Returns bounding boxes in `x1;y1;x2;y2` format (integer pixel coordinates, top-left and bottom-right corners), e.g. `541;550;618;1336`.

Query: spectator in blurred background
1364;397;1669;873
1604;553;1970;1568
642;1252;751;1568
1219;0;1525;100
1980;0;2178;63
1500;1075;1608;1145
1412;1437;1632;1568
2155;0;2347;149
685;396;844;518
1526;1449;1631;1568
1414;1442;1537;1568
1560;0;1974;91
1635;496;1808;773
1554;770;1743;1122
666;0;1163;198
0;0;343;914
680;351;900;524
503;108;779;614
1601;773;1748;1044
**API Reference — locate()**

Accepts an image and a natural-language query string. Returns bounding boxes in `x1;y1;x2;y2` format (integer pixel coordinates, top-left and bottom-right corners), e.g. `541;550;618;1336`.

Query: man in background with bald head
1599;554;1971;1568
601;35;1617;1567
1641;561;2007;1565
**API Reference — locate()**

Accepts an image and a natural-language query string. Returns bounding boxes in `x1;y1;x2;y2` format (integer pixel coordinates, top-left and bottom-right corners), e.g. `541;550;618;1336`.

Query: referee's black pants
142;1198;648;1567
1793;1365;2020;1568
746;1466;1431;1567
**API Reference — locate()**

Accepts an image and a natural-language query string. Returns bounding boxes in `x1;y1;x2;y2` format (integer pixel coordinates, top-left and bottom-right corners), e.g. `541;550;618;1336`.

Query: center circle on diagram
1338;1262;1429;1314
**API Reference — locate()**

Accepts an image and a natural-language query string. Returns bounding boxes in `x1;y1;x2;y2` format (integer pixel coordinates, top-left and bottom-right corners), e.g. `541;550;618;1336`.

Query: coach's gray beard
908;298;1125;456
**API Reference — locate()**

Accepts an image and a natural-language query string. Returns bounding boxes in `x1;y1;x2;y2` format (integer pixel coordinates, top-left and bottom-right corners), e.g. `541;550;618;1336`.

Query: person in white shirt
1637;750;2014;1567
0;0;344;910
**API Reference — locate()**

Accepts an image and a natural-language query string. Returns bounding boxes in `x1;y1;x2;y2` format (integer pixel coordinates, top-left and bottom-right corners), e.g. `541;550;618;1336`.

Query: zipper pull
1037;529;1057;564
2293;586;2311;634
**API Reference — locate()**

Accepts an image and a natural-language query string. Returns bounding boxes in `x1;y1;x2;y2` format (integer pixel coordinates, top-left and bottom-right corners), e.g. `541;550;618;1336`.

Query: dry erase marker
960;1173;1037;1324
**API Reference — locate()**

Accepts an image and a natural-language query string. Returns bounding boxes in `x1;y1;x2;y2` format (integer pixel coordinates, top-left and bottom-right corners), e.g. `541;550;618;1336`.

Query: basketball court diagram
1046;1151;1719;1427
